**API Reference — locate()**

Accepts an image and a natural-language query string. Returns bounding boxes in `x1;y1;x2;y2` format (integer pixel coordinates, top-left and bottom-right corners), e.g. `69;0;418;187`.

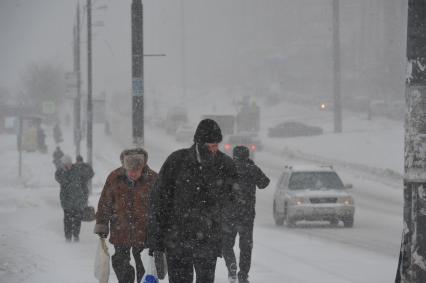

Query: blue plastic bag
143;274;159;283
142;256;159;283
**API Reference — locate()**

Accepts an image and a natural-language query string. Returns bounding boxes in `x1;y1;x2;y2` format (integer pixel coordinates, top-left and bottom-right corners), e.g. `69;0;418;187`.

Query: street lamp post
87;0;93;166
131;0;144;146
131;0;165;146
180;0;186;99
332;0;342;133
73;3;82;157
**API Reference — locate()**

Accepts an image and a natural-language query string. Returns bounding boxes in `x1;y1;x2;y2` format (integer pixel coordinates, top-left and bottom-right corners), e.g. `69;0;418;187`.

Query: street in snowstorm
0;1;423;283
0;95;402;282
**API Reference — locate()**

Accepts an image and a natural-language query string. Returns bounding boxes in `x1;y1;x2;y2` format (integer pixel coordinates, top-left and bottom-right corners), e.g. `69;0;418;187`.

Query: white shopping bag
141;256;159;283
94;238;110;283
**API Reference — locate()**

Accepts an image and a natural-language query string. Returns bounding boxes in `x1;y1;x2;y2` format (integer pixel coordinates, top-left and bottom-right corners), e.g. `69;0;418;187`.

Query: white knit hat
61;155;72;166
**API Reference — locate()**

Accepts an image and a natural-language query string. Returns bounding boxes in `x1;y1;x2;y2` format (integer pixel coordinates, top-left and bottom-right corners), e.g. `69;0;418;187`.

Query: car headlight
289;197;306;205
338;196;354;205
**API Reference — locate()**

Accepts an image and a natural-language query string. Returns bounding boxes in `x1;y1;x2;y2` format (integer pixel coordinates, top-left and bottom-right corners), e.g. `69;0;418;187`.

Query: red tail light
250;144;256;151
224;144;232;151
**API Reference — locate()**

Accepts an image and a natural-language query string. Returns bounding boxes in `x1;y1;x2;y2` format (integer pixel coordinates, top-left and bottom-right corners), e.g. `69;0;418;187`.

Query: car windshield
228;136;252;144
288;172;344;190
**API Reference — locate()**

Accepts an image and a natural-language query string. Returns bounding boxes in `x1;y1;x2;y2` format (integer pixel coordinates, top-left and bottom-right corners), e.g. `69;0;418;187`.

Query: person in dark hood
52;146;64;169
55;154;93;242
222;146;270;283
147;119;239;283
74;155;94;198
53;123;63;144
94;148;158;283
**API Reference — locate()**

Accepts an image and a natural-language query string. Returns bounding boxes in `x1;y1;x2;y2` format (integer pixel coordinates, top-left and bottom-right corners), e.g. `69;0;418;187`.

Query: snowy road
143;121;401;282
253;149;402;258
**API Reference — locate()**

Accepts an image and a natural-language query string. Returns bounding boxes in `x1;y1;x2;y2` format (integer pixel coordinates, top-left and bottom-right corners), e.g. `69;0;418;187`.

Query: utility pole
131;0;144;146
332;0;342;133
18;104;23;178
131;0;165;146
396;1;426;282
87;0;93;165
74;3;82;157
180;0;186;99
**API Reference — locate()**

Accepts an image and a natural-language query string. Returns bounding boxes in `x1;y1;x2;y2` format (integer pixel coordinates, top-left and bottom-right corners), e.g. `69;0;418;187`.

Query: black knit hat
233;145;250;160
194;119;223;144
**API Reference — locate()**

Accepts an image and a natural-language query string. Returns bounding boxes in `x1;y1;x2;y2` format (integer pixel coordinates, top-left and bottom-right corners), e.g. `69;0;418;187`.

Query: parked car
268;121;323;138
175;124;195;143
222;132;263;159
273;165;355;228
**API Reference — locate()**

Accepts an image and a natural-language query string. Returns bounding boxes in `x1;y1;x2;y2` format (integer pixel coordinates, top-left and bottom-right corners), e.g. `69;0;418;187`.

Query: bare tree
20;62;66;115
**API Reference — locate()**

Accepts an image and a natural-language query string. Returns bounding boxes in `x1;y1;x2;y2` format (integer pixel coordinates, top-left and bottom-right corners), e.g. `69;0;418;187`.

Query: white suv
273;165;355;228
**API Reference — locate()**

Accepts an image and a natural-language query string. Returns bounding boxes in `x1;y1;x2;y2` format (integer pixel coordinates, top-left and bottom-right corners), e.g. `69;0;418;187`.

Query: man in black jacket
148;119;238;283
222;146;270;283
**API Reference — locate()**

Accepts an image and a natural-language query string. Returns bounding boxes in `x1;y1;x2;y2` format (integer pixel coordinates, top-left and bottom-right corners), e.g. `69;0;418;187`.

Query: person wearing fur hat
94;148;158;283
55;155;94;242
147;119;239;283
222;146;270;283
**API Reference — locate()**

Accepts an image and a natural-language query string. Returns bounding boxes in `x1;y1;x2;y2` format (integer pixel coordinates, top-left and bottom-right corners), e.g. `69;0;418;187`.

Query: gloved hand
148;246;165;256
148;249;154;256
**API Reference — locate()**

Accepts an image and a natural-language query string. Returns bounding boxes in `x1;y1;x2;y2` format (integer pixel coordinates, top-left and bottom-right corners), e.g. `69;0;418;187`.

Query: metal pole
396;1;426;282
180;0;186;99
18;107;23;178
131;0;144;146
76;2;81;156
87;0;93;165
73;23;78;146
332;0;342;133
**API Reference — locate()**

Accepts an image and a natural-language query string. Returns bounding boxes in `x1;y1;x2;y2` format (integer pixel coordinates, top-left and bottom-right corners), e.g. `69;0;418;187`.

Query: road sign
132;78;144;97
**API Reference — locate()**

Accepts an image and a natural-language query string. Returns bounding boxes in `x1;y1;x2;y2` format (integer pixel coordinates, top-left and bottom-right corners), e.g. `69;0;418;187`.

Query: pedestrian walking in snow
52;146;64;169
55;154;94;242
74;155;94;205
94;148;158;283
147;119;239;283
53;123;63;144
36;125;47;153
222;146;270;283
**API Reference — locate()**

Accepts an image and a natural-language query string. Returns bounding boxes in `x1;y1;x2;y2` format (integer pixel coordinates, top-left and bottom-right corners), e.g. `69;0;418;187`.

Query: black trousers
222;219;254;281
167;252;217;283
112;246;144;283
63;209;82;240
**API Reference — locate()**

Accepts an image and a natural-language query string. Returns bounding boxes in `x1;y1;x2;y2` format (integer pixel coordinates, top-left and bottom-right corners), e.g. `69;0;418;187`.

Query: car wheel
284;204;296;228
330;218;339;227
285;217;296;228
343;216;354;228
273;202;284;226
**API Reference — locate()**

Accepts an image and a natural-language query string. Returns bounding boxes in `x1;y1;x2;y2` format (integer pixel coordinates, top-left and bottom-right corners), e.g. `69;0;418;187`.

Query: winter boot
238;273;250;283
228;263;237;283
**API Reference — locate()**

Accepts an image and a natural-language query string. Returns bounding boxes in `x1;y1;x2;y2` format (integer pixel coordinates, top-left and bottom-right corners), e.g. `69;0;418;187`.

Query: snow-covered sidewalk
0;95;403;282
